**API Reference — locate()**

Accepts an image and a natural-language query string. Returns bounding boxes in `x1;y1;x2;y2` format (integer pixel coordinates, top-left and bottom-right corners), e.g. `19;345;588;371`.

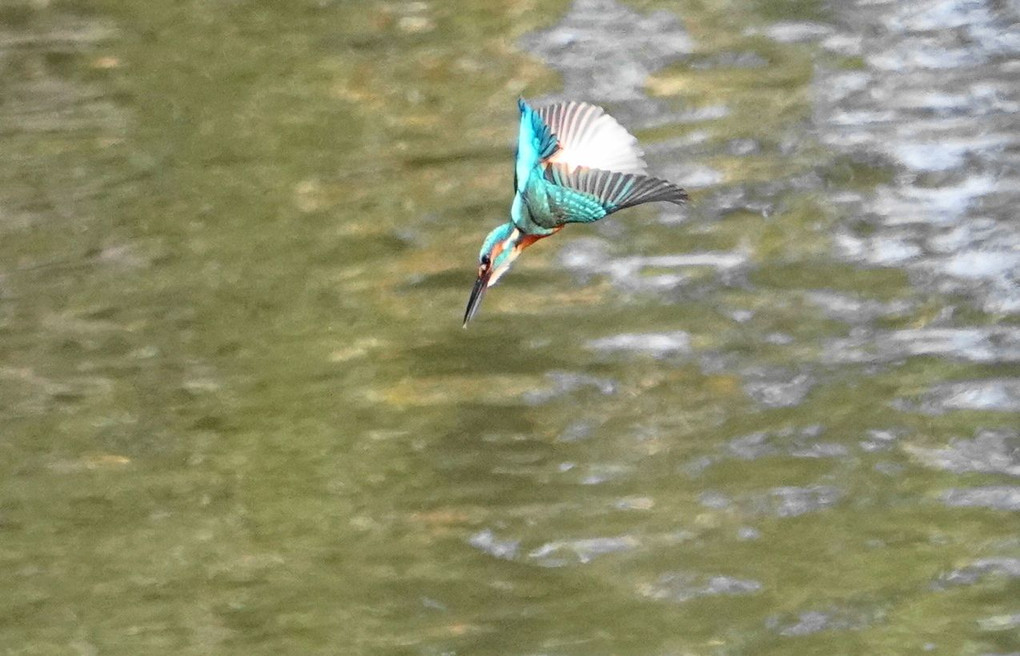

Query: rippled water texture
2;0;1018;654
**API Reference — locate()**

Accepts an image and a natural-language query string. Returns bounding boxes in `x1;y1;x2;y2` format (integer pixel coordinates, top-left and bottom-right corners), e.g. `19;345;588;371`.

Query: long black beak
462;271;491;327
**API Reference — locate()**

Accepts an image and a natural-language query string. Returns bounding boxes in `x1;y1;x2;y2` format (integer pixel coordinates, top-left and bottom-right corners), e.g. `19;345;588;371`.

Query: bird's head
463;222;532;326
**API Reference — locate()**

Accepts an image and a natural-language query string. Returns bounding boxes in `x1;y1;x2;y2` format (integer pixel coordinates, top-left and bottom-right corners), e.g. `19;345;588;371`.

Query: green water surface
2;1;1017;654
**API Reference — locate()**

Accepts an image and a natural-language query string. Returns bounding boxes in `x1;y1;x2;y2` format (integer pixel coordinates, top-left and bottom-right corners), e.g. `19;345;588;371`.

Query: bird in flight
463;98;688;326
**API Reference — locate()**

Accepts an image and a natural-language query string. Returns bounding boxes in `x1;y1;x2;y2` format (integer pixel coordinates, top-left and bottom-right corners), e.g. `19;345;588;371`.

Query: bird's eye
480;255;491;267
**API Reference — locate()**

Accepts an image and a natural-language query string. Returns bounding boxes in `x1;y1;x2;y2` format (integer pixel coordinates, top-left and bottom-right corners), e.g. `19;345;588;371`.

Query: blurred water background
2;0;1018;654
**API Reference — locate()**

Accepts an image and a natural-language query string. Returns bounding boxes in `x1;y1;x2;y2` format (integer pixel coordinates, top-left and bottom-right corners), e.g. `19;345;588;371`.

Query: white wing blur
536;101;648;175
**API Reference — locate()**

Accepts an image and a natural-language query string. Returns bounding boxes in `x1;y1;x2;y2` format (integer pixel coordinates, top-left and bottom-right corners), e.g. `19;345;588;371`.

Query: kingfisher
463;98;688;326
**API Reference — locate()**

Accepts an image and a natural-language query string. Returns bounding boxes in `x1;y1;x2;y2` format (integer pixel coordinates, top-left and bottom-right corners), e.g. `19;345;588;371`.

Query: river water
2;0;1018;654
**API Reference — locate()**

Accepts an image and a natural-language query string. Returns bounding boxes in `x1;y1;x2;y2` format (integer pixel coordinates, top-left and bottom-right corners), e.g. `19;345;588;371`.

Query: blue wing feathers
515;98;558;193
514;99;687;231
545;185;608;224
545;163;687;215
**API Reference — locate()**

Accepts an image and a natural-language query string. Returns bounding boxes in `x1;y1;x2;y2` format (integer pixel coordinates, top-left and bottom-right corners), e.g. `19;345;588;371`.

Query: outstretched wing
514;99;688;229
536;101;648;175
516;98;558;194
544;163;688;223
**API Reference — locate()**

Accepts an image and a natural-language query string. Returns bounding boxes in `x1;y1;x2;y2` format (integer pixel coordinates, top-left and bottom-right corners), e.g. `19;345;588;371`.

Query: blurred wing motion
537;101;648;175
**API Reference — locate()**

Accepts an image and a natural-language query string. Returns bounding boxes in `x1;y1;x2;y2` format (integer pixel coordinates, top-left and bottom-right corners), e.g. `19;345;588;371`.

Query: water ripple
639;572;762;603
940;486;1020;511
518;0;692;104
823;327;1020;364
907;429;1020;476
